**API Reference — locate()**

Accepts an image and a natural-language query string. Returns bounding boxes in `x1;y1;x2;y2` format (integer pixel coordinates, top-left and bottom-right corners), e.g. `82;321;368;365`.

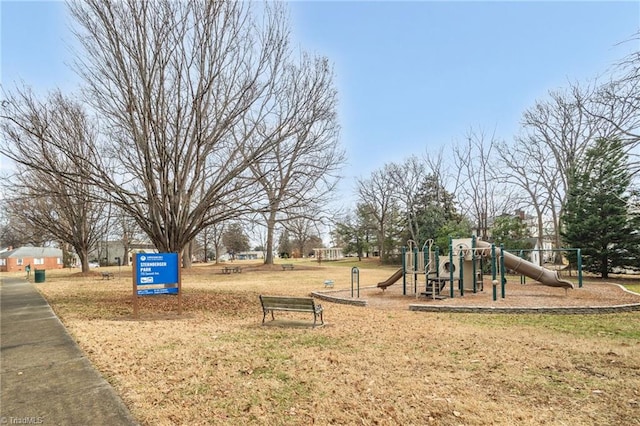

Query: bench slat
262;300;314;307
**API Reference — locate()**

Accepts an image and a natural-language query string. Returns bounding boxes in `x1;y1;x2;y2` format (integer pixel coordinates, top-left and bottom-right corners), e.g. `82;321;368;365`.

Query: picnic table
222;266;242;274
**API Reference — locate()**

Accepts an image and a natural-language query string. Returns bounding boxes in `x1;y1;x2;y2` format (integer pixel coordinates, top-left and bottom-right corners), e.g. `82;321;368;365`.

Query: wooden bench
222;266;242;274
259;295;324;327
101;272;114;280
281;264;294;271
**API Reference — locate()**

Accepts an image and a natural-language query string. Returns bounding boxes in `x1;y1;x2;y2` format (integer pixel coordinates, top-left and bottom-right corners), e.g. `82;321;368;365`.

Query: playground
314;237;640;313
318;276;640;311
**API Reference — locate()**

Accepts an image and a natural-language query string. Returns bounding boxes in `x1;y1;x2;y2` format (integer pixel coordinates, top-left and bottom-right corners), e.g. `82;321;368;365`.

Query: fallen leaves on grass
36;263;640;425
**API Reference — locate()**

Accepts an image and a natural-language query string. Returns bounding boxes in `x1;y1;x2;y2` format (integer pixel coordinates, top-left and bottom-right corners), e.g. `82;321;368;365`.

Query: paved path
1;276;138;425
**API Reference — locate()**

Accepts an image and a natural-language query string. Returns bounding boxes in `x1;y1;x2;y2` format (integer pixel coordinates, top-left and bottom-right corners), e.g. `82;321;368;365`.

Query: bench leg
262;309;275;324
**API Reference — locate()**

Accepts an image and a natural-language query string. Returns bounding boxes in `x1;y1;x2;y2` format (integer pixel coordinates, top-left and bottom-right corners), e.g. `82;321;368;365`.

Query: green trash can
34;269;45;283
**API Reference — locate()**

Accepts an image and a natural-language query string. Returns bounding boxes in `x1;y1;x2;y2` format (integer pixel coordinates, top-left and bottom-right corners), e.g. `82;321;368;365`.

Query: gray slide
476;241;573;289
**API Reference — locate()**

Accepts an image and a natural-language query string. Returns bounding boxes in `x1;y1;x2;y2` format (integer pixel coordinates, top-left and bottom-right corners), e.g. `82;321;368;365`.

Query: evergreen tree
491;215;533;251
222;223;250;260
433;217;473;255
277;230;292;259
402;173;464;245
562;138;640;278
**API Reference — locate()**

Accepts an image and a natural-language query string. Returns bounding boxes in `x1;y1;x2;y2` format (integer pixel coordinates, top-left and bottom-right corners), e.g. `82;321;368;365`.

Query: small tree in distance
222;223;250;261
277;229;292;259
334;204;376;261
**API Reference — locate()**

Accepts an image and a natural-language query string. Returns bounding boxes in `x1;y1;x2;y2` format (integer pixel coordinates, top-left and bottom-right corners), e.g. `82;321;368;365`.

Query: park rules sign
132;253;181;317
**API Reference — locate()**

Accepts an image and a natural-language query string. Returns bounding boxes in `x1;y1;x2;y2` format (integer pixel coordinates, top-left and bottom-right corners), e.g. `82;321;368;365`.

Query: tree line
0;1;344;272
1;2;638;278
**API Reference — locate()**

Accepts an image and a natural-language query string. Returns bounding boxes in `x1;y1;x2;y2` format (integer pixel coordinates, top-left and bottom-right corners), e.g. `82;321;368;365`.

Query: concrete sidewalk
1;276;138;425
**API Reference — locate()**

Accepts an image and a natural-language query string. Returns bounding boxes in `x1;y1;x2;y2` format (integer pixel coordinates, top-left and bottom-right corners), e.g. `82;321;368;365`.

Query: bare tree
203;222;227;264
117;210;141;267
497;135;562;260
517;86;622;249
283;213;323;258
195;225;214;263
424;147;459;199
0;90;107;272
356;165;400;263
246;53;344;264
387;156;427;244
64;1;316;266
521;88;612;191
572;40;640;176
98;207;144;267
0;209;51;248
452;127;510;239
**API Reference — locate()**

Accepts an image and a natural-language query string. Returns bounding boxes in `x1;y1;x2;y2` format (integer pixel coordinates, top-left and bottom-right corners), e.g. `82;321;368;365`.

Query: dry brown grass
28;260;640;425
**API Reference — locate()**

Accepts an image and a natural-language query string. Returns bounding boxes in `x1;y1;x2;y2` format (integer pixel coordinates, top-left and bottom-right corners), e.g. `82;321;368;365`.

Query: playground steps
425;277;448;295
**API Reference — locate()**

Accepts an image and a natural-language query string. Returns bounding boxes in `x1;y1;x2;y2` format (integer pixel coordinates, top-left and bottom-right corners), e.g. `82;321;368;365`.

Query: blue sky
2;1;639;197
288;1;639;184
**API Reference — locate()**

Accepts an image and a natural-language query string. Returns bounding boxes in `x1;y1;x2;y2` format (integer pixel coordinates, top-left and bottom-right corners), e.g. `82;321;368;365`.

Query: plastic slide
476;241;573;289
377;268;404;290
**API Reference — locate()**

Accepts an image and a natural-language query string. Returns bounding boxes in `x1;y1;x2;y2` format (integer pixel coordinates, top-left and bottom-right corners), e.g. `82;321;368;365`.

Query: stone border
408;303;640;314
311;290;368;306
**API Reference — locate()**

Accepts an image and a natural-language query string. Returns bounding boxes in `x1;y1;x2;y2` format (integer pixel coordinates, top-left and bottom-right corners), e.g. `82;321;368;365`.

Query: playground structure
377;237;576;300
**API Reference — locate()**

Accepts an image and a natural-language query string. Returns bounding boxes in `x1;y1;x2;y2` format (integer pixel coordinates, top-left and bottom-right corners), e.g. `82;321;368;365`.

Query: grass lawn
27;260;640;425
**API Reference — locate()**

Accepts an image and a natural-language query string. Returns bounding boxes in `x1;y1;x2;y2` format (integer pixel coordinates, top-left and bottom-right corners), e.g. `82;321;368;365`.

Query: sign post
132;252;181;318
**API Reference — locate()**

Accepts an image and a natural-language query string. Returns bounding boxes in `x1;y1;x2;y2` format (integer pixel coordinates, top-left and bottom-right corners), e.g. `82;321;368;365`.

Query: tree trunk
182;242;192;269
78;250;90;274
264;211;278;265
551;209;564;264
203;232;209;263
536;209;544;267
122;232;130;266
378;226;385;264
601;262;609;278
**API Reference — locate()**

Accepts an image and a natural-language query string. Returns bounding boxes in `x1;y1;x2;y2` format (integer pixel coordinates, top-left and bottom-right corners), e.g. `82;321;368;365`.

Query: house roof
0;247;63;259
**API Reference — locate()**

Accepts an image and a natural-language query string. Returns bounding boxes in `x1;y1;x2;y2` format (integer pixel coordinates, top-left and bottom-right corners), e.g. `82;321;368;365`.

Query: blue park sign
135;253;179;295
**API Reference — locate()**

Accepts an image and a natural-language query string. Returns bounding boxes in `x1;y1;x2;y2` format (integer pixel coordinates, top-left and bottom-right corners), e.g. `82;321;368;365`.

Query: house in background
313;247;344;261
127;243;158;264
524;237;555;266
88;240;157;266
0;247;64;272
235;251;264;260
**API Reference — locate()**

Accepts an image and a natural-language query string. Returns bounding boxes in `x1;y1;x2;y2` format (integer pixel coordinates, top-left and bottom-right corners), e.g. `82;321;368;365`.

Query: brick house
0;247;64;273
